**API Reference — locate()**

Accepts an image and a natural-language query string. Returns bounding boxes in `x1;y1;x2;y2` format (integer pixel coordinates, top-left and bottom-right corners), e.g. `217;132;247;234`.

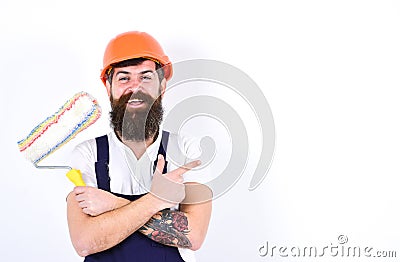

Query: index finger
171;160;201;176
183;160;201;170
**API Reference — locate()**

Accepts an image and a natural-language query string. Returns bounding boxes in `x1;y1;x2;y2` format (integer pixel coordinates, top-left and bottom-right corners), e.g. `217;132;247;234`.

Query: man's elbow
188;235;206;251
189;243;202;251
76;248;90;258
71;235;96;257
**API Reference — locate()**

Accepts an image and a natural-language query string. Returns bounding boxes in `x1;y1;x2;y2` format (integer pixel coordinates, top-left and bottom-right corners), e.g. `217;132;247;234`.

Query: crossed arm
67;182;212;256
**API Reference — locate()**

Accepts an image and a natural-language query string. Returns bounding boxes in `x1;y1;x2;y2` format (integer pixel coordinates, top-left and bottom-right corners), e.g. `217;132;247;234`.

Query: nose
126;77;142;93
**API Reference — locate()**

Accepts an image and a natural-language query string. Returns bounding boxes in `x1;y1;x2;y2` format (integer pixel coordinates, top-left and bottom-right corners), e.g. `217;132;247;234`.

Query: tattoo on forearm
139;210;192;248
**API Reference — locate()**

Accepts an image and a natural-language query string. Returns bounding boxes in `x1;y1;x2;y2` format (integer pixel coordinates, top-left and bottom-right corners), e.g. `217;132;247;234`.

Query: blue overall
84;131;185;262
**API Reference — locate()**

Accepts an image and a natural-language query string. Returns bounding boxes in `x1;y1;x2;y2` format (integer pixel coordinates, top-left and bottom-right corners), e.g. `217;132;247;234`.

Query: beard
110;91;164;142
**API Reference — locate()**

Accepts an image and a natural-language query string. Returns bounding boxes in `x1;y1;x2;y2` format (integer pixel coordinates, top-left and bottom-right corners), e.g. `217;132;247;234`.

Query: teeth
128;98;143;103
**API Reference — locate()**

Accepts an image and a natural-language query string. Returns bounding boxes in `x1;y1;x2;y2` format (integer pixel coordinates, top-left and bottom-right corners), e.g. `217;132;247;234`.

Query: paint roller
17;91;101;186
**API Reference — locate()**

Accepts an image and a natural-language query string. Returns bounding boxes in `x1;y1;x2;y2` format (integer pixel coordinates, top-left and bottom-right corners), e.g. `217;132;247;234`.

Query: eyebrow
115;69;155;77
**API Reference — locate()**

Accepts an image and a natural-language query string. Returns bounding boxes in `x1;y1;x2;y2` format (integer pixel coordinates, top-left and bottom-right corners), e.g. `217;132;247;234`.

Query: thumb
155;154;165;174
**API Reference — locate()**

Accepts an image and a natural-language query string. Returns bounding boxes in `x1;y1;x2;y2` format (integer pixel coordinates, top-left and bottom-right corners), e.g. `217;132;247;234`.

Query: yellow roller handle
66;169;86;186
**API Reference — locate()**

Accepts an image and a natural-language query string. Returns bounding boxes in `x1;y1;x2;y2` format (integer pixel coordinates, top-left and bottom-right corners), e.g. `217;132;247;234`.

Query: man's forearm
109;196;192;248
139;209;192;248
118;184;211;251
67;192;163;257
69;182;211;254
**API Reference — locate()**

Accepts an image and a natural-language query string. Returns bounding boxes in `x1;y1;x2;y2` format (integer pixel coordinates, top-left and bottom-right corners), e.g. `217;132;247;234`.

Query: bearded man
66;31;212;262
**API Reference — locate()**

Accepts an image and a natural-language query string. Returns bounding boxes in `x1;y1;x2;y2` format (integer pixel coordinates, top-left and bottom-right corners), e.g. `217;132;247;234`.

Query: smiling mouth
128;98;145;106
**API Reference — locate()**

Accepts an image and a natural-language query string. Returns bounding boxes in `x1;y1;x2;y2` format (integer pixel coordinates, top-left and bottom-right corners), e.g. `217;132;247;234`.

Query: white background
1;0;400;261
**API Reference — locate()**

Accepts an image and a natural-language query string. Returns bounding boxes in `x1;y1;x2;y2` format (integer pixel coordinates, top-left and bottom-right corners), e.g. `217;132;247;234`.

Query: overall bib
84;131;185;262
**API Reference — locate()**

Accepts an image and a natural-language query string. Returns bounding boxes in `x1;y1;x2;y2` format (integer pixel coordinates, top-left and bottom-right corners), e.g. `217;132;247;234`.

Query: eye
118;76;130;83
140;73;154;82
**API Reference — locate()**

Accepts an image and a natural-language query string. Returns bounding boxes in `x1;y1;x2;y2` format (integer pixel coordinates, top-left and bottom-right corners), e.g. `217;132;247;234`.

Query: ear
160;78;167;98
106;80;111;97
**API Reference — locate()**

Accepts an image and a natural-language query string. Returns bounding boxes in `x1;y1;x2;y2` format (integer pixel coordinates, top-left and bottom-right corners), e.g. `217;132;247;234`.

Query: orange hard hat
100;31;173;86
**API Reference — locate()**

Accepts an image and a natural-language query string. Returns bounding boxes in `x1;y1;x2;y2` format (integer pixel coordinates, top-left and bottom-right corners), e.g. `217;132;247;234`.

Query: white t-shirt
69;130;208;262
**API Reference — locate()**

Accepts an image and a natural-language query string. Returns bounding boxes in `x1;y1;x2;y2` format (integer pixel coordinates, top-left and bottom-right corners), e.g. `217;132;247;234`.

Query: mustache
117;91;157;105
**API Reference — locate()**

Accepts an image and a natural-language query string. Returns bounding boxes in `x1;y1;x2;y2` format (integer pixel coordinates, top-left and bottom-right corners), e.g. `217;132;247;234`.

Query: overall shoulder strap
95;135;111;191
